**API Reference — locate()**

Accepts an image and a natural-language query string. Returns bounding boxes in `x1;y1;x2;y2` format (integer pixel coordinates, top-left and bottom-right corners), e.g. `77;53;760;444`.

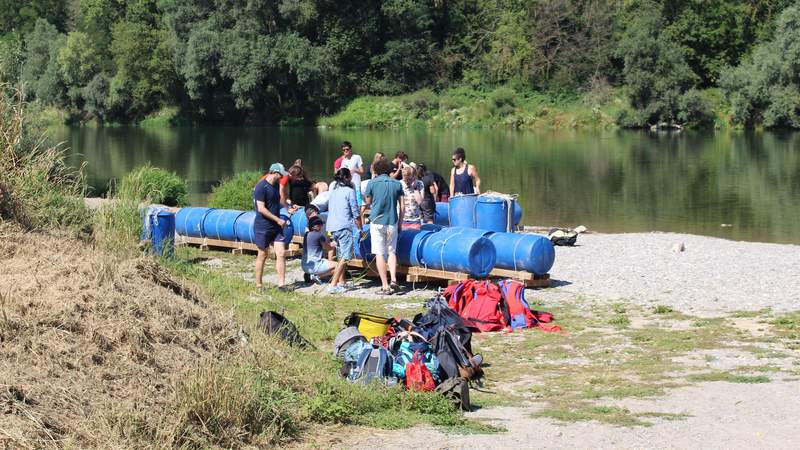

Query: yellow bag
344;313;394;340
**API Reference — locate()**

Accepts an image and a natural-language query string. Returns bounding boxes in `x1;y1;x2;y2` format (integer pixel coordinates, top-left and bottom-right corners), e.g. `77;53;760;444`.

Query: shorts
401;220;421;230
332;229;354;261
355;188;364;207
370;223;398;257
302;258;333;275
420;199;435;223
254;227;287;250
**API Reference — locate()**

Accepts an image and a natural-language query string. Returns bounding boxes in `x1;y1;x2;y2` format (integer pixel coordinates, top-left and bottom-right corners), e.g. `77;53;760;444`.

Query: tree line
1;0;799;128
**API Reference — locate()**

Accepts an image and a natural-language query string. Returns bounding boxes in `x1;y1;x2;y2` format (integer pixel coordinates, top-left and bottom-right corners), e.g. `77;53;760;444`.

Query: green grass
118;164;189;207
139;106;185;127
319;85;621;130
686;372;770;384
534;404;687;427
208;171;263;211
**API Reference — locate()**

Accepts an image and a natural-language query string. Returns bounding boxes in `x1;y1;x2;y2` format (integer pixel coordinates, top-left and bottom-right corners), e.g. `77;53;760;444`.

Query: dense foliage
0;0;798;127
119;164;189;207
208;171;263;210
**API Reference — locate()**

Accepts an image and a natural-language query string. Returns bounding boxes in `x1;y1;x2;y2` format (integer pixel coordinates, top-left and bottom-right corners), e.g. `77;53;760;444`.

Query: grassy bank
319;86;625;130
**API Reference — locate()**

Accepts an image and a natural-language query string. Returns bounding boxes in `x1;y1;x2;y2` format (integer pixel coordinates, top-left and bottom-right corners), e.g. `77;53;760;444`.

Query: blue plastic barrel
176;207;214;237
280;207;308;236
234;212;294;246
396;229;435;266
513;201;523;227
448;194;478;228
151;212;175;257
434;202;450;226
420;228;496;277
203;209;244;241
234;212;256;243
488;232;555;275
476;195;512;232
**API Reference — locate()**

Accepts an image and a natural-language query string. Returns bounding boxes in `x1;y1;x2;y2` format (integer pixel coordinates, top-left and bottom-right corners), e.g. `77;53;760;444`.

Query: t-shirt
364;174;404;225
401;179;424;223
253;177;281;231
422;173;436;204
288;178;313;206
432;171;448;199
340;154;363;192
326;184;359;232
302;230;328;265
310;190;331;212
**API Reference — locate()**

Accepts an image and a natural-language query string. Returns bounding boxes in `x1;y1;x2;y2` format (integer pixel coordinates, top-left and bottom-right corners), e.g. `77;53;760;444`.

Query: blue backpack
348;344;395;385
392;340;441;383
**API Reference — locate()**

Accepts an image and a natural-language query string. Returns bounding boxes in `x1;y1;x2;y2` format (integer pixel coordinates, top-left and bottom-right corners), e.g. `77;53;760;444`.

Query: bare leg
387;253;398;284
330;260;346;287
375;254;389;290
273;242;286;287
255;248;268;287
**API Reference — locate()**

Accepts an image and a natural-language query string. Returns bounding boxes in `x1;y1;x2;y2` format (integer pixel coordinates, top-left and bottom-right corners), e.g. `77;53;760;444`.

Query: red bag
405;351;436;391
461;281;505;332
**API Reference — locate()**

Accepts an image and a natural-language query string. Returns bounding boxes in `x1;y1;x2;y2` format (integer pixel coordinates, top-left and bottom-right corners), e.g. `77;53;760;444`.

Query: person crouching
301;216;336;284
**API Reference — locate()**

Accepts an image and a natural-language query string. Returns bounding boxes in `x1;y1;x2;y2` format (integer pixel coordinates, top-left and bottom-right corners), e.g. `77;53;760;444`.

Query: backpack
391;339;441;382
436;377;470;411
333;326;366;358
405;351;436;391
348;344;395;385
344;312;395;340
258;311;312;348
460;281;505;332
433;328;483;382
548;228;578;246
498;280;534;329
413;294;475;353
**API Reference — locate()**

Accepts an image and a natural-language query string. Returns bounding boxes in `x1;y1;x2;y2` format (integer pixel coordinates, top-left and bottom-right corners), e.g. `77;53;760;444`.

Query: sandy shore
257;231;800;315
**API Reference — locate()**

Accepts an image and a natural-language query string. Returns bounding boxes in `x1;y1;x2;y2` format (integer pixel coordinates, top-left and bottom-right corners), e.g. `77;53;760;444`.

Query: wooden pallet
346;259;550;288
177;235;302;258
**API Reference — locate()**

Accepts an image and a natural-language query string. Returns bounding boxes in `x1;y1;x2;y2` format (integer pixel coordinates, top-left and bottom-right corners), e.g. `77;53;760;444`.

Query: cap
269;163;288;176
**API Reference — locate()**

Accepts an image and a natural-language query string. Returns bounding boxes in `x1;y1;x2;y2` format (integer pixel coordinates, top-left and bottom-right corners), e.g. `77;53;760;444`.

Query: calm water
53;126;800;244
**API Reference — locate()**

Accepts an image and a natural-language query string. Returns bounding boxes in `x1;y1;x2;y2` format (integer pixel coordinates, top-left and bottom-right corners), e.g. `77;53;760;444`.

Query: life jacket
444;280;472;315
460;280;505;332
498;280;533;329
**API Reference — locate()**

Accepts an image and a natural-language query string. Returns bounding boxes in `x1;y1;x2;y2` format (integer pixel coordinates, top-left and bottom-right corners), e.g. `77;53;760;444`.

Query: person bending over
253;163;290;291
363;158;404;295
449;147;481;197
302;216;336;284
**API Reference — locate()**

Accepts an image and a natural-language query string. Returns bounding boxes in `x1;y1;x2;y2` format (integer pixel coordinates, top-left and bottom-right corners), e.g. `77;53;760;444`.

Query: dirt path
345;380;800;449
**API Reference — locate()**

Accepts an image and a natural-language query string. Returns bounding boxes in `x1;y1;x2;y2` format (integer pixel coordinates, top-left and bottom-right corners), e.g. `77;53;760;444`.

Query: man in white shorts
362;158;404;295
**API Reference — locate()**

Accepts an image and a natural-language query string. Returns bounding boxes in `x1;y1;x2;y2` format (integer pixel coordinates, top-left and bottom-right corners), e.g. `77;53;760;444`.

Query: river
53;126;800;244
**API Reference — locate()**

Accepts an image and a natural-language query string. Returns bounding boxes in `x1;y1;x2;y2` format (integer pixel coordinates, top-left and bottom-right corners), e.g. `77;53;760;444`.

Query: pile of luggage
444;279;561;333
332;294;485;410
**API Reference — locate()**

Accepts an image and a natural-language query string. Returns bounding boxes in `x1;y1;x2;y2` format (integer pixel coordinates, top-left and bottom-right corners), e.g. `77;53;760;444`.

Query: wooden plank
178;235;301;257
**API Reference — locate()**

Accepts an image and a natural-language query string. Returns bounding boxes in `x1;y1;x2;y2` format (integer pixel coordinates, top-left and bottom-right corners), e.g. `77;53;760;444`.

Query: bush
208;171;262;210
0;85;88;231
119;164;188;206
488;86;518;116
92;199;141;255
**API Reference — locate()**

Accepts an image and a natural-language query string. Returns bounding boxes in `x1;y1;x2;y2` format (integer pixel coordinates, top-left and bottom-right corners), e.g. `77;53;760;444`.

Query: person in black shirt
253;163;290;291
417;164;437;224
286;164;313;208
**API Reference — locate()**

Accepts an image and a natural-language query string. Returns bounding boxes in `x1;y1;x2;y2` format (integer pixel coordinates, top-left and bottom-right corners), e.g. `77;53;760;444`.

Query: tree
0;32;23;83
616;1;700;126
721;4;800;128
20;19;65;103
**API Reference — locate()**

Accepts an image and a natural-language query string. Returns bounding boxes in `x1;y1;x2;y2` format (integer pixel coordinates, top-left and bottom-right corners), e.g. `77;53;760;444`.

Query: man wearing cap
253;163;290;291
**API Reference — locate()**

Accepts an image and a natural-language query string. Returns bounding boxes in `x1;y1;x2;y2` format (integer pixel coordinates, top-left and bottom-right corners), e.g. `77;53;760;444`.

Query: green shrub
92;199;141;255
208;171;262;210
119;164;188;206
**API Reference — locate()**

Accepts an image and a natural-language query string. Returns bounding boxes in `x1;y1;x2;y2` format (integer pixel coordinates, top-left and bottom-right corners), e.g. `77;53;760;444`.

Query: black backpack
432;328;483;382
413;294;476;351
258;311;312;349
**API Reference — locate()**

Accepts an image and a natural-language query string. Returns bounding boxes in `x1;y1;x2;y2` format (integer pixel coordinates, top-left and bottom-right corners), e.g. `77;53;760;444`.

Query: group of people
252;142;481;296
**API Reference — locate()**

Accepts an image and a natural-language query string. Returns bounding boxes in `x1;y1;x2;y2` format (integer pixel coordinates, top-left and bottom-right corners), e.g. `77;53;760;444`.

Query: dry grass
0;223;244;448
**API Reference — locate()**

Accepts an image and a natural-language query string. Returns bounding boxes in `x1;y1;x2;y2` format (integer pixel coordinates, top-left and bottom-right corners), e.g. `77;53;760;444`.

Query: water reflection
53;126;800;244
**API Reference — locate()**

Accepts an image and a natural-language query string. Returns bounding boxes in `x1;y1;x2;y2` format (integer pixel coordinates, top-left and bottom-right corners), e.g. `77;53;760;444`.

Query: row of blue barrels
434;194;523;232
174;207;293;244
356;225;554;278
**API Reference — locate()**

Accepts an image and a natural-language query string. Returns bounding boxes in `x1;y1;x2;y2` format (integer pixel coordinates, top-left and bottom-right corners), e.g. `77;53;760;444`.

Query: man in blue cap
253;163;290;291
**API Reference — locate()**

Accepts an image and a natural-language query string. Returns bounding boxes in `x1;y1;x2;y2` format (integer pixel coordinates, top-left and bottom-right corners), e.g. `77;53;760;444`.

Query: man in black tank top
449;147;481;197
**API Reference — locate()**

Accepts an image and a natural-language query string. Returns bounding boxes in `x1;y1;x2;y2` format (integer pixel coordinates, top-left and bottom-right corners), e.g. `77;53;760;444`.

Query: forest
1;0;799;128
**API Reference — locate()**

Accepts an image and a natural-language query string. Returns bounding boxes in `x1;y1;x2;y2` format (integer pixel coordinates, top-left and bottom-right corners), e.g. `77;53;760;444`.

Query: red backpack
460;281;505;332
405;351;436;391
499;280;533;329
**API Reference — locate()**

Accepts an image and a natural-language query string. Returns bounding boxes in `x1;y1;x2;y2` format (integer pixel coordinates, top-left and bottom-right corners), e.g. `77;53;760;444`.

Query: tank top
453;165;474;195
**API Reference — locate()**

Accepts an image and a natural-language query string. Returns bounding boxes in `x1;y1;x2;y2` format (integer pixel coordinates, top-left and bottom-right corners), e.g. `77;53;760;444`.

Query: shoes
303;273;312;283
311;274;322;284
277;285;292;293
389;282;402;293
377;287;393;296
343;281;356;290
327;285;346;295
